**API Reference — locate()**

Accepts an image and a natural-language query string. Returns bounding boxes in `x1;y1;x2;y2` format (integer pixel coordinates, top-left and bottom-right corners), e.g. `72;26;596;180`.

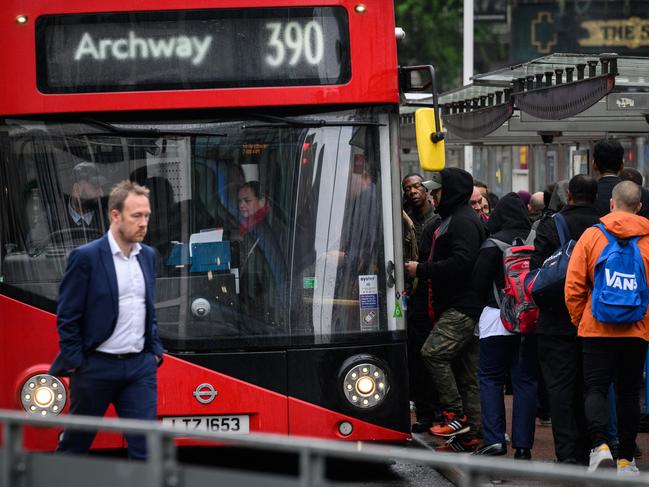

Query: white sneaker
617;458;640;476
588;443;615;473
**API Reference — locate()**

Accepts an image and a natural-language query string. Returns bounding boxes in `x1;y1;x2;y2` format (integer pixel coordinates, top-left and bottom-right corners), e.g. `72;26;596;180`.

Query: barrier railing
0;409;646;487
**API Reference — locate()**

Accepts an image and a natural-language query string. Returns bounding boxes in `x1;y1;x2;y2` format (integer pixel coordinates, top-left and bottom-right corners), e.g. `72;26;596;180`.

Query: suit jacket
50;234;163;376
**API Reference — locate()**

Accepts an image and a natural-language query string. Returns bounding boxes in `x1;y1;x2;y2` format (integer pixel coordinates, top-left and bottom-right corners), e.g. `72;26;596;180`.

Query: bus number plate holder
162;415;250;433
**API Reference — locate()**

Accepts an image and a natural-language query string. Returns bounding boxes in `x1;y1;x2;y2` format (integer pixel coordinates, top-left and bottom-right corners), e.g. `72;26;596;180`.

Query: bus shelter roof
434;53;649;145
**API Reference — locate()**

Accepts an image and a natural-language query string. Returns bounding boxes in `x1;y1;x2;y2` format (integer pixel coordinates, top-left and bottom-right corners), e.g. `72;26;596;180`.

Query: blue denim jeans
479;335;538;448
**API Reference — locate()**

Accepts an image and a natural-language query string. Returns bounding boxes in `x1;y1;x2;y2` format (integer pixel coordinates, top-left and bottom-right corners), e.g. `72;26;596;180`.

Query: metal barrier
1;409;647;487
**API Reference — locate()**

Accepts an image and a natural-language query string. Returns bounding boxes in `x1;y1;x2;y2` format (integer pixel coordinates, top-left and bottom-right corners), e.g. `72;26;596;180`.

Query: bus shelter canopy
435;53;649;145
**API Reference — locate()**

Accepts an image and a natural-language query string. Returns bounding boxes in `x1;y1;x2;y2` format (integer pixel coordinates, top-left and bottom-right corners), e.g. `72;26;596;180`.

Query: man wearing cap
405;167;486;452
402;172;441;432
65;162;108;235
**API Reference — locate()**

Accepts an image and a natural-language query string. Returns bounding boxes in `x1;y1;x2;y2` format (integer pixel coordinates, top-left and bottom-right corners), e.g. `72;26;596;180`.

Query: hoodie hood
436;167;474;218
487;192;531;235
601;211;649;238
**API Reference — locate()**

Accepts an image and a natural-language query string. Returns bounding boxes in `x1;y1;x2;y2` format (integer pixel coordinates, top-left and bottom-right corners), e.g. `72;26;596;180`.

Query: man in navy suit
50;180;163;460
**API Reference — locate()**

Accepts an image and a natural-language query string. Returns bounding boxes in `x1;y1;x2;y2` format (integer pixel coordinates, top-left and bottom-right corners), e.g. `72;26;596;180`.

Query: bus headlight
20;374;66;416
342;362;389;409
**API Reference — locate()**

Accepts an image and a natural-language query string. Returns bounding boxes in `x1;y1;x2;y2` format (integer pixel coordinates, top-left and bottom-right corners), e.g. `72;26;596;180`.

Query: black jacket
416;168;486;320
530;203;600;335
408;216;441;321
473;193;531;309
597;175;649;219
594;175;620;216
639;186;649;219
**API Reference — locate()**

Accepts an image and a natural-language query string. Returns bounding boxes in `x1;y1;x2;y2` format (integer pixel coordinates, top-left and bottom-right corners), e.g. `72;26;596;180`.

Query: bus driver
237;181;287;328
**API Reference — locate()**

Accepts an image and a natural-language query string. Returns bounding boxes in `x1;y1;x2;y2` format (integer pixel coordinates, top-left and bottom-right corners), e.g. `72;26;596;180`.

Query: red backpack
488;238;539;334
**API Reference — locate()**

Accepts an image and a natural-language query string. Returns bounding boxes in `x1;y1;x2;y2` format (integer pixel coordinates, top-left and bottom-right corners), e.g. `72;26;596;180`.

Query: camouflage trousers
421;308;481;438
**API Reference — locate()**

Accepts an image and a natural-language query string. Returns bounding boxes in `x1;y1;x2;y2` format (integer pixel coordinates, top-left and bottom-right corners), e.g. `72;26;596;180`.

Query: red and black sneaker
434;436;479;453
430;411;470;437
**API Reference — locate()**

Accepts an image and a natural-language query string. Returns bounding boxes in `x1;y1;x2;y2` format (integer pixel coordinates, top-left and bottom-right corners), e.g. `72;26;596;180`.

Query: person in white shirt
51;180;163;460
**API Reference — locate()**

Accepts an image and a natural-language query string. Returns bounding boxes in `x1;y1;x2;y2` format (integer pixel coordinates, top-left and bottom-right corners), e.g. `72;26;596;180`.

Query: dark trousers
479;335;537;449
407;312;438;421
582;337;647;461
57;352;158;460
536;367;550;418
538;334;589;463
421;309;480;438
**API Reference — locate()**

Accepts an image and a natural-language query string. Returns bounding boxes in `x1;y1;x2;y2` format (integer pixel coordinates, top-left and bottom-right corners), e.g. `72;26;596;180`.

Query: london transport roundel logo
193;383;218;404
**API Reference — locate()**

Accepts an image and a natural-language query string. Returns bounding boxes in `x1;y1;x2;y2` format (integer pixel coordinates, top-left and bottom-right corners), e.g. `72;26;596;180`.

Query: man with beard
51;181;163;460
402;173;439;241
402;172;441;432
405;167;486;451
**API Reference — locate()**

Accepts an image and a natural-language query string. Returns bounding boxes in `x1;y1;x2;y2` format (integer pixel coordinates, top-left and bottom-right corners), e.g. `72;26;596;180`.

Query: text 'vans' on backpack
488;235;539;334
591;224;649;324
530;213;574;309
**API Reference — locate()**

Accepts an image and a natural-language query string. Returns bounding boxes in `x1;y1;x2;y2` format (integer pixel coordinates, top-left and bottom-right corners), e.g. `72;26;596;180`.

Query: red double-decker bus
0;0;444;450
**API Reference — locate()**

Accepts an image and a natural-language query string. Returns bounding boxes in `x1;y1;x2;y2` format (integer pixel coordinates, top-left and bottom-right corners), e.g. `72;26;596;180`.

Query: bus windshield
0;108;390;350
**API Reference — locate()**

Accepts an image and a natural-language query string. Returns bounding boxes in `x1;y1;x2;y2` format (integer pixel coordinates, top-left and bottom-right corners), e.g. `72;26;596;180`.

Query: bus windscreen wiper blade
241;113;383;129
77;118;227;137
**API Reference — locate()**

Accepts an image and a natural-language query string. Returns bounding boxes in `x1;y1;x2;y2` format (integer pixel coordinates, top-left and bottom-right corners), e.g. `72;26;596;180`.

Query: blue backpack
591;224;649;324
530;213;574;309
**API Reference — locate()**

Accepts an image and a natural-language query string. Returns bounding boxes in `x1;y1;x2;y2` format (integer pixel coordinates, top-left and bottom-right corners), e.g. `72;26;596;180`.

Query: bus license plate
162;415;249;434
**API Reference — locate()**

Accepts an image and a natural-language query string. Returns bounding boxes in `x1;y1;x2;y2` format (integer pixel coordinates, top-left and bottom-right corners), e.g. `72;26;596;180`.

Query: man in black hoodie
530;174;599;464
406;167;486;451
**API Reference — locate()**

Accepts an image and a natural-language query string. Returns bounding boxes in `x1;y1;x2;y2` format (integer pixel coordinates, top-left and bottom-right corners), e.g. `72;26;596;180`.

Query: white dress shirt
96;230;146;354
68;200;95;226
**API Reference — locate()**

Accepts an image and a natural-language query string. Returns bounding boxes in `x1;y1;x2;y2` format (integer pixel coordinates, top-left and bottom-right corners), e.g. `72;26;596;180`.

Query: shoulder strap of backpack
483;238;509;307
486;238;510;252
595;223;615;243
554;212;570;245
595;223;640;249
492;281;502;308
524;227;536;246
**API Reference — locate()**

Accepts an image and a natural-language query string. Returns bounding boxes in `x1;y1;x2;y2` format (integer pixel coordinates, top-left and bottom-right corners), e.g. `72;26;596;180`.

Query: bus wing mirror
400;65;446;171
415;108;445;171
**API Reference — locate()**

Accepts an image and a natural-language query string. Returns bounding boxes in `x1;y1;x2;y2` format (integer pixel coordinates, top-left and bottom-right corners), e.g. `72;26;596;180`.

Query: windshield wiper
241;113;384;129
75;118;228;137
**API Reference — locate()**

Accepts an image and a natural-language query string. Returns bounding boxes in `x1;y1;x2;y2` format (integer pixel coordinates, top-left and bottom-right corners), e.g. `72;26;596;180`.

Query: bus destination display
36;7;350;93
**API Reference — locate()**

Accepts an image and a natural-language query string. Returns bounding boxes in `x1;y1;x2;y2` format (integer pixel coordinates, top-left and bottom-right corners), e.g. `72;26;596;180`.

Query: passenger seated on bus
27;162;107;251
237;181;287;329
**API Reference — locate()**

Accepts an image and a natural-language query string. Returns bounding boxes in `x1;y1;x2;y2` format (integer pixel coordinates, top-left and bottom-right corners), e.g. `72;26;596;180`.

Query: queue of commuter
403;138;649;476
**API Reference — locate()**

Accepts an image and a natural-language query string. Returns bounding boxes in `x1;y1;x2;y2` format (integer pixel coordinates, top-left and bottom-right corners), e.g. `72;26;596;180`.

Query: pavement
411;396;649;486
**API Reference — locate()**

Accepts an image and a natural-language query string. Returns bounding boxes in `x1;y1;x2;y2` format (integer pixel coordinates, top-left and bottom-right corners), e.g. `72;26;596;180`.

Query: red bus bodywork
0;0;410;450
0;0;399;116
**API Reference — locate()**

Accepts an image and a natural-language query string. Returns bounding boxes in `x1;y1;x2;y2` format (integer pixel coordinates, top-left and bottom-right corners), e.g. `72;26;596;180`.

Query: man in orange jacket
565;180;649;476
